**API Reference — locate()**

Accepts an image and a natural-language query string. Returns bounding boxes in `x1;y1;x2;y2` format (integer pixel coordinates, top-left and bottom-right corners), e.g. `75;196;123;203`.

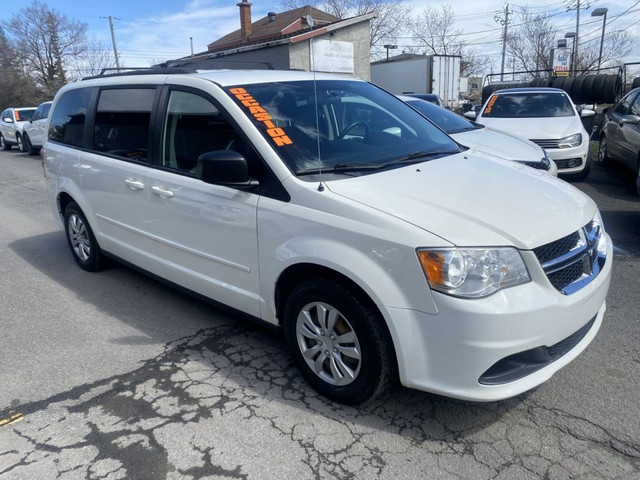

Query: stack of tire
481;74;622;105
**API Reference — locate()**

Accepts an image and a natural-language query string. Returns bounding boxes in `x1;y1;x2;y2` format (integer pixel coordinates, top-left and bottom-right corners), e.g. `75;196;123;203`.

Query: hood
477;116;585;140
325;152;595;249
451;127;544;162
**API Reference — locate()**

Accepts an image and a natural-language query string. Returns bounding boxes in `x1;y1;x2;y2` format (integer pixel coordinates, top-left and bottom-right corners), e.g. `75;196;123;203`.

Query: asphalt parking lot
1;148;639;479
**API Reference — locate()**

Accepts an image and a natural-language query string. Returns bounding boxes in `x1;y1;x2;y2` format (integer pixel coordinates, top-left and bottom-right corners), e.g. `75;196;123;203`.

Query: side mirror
197;150;259;189
621;114;640;126
580;109;596;118
3;117;13;123
463;111;477;119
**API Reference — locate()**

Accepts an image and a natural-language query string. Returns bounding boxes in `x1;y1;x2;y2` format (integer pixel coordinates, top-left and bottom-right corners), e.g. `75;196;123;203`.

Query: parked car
399;95;557;176
43;68;611;405
0;107;37;151
466;88;594;180
22;101;52;155
402;93;442;106
598;87;640;196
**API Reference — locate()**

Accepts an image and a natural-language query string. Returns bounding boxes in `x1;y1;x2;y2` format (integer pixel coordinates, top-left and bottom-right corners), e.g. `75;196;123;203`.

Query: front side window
162;90;248;173
629;93;640;117
482;92;575;118
406;99;477;134
49;88;92;147
93;88;155;161
226;80;460;177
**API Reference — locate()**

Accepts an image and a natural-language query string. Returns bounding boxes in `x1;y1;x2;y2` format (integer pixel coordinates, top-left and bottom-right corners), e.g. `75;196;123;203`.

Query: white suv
22;101;52;155
467;88;594;180
0;107;37;151
43;68;611;404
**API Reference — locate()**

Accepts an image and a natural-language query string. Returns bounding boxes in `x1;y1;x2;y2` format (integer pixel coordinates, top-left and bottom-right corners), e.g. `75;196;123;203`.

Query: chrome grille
530;138;560;149
533;219;606;295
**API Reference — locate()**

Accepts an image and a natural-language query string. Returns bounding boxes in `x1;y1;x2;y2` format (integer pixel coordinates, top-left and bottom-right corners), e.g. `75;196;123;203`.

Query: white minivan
43;68;611;405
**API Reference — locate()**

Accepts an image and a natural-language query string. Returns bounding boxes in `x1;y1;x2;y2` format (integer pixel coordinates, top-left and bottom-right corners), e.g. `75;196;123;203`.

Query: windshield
226;80;460;177
482;92;575;118
405;99;478;134
16;109;36;122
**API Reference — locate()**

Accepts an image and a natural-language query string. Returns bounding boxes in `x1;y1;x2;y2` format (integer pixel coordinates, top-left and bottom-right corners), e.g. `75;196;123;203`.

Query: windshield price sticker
484;94;498;115
229;87;293;147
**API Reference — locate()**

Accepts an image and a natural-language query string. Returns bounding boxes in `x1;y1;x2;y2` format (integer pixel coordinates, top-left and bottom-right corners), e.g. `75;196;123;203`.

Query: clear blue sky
3;0;639;69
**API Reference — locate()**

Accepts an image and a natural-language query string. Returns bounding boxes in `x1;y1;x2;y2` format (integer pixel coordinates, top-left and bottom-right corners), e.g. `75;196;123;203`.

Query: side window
615;94;634;116
162;90;245;172
93;88;155;161
49;88;92;147
630;94;640;117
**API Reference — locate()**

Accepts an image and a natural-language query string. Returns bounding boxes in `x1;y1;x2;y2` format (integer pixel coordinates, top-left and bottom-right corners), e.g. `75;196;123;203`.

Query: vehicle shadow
8;231;521;439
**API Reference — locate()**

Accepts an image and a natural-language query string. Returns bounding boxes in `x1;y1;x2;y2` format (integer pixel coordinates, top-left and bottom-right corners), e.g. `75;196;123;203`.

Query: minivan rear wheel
283;278;395;404
64;202;103;272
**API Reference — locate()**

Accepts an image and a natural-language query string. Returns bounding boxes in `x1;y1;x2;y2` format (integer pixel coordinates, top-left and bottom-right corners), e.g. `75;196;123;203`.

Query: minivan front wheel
283;278;395;404
64;202;103;272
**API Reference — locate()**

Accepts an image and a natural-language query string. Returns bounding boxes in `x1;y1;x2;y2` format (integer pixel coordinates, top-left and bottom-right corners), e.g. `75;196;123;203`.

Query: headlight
558;133;582;148
417;247;531;298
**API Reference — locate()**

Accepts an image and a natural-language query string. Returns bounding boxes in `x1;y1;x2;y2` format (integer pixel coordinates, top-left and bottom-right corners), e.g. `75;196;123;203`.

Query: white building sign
553;48;570;77
311;39;354;74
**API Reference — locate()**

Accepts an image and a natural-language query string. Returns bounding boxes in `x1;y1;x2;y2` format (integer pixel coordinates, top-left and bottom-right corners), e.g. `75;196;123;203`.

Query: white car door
79;87;155;261
142;88;261;317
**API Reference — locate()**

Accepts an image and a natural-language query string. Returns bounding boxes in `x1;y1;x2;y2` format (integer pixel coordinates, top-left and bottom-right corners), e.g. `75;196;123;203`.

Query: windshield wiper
295;151;458;176
297;162;383;176
385;149;460;166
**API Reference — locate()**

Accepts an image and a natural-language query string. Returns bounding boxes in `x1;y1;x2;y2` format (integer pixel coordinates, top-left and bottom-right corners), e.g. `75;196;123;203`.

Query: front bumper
544;141;590;174
382;235;612;402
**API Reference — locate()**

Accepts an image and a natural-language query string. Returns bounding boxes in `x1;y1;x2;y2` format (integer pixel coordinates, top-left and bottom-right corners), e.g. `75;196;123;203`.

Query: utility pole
495;4;510;81
105;16;121;72
574;0;580;76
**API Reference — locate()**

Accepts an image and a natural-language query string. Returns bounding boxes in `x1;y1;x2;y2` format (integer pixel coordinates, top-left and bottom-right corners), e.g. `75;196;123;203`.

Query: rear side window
93;88;155;162
49;88;92;147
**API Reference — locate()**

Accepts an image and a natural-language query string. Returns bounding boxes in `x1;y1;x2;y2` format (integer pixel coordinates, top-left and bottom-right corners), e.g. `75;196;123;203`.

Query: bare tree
506;7;556;77
68;39;118;80
0;27;40;107
406;4;462;56
406;4;493;76
3;1;88;98
575;30;634;74
280;0;410;52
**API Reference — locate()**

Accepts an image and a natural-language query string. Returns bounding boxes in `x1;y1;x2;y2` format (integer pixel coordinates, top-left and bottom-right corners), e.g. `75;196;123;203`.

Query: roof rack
82;66;196;80
158;58;275;70
81;59;276;81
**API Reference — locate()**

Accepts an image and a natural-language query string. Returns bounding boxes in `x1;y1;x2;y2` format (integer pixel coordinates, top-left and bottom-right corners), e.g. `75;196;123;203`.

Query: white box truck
371;54;461;108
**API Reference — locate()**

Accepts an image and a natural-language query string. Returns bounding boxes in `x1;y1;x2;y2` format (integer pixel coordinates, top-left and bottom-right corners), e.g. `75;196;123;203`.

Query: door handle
124;178;145;190
151;185;174;198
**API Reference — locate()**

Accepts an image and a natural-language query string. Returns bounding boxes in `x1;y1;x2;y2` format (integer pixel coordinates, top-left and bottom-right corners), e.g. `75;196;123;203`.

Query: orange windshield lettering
231;87;293;148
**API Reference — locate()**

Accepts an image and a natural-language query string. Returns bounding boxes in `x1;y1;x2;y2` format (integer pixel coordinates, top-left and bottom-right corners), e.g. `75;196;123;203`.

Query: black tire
570;75;586;104
592;75;607;103
23;133;38;155
552;77;566;89
16;133;25;153
283;278;396;405
602;75;621;104
581;75;597;103
0;134;11;150
633;77;640;90
598;134;611;166
561;77;575;97
63;202;103;272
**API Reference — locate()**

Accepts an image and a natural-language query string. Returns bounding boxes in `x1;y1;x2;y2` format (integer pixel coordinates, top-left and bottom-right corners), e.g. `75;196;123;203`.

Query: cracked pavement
1;319;639;479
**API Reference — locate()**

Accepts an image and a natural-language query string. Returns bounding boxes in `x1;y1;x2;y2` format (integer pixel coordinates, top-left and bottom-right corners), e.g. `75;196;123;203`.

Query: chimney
268;12;276;22
237;0;252;43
